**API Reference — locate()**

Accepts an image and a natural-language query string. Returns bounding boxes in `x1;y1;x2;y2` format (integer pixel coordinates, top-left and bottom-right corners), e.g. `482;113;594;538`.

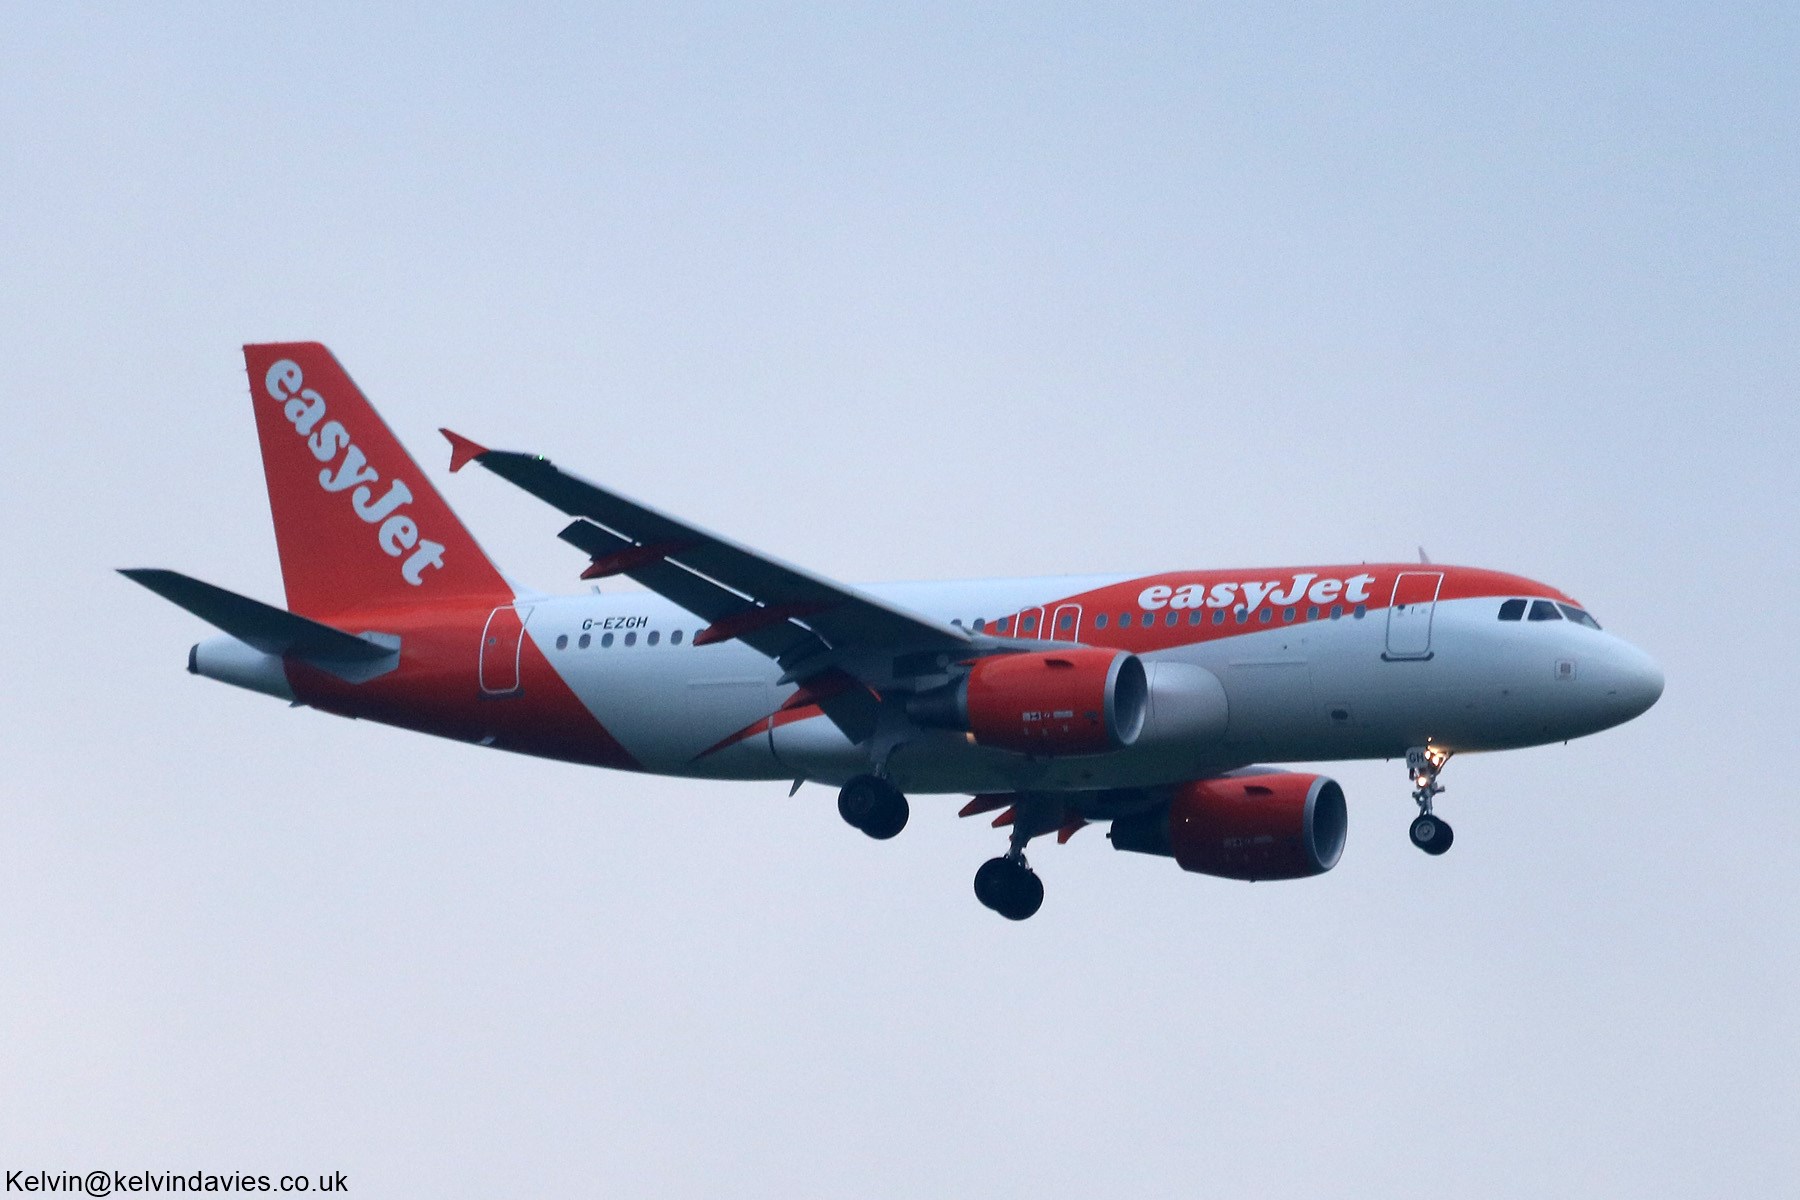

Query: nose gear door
1384;572;1441;660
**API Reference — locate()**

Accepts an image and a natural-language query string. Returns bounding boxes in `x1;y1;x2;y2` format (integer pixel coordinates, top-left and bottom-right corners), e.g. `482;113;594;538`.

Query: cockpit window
1557;603;1602;630
1528;599;1562;621
1498;599;1526;621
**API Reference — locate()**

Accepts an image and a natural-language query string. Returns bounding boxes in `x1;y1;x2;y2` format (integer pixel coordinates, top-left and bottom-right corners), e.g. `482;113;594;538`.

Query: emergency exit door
479;604;533;695
1384;573;1441;660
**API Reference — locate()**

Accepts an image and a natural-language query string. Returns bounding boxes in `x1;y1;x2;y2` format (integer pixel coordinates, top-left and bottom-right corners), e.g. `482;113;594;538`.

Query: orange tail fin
243;342;511;618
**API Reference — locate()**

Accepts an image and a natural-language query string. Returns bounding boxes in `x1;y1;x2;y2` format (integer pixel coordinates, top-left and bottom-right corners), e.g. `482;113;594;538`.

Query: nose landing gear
1406;746;1454;855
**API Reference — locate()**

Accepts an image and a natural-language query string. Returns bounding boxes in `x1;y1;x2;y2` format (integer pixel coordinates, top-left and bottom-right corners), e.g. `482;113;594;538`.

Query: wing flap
560;518;829;663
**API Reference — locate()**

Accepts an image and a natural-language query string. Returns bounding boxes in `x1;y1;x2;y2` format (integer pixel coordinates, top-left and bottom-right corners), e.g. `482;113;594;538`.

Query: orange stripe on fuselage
286;602;641;771
692;702;823;762
986;564;1572;652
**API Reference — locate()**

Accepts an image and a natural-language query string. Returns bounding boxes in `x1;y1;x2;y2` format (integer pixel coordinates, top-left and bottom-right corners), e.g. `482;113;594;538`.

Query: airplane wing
441;431;975;741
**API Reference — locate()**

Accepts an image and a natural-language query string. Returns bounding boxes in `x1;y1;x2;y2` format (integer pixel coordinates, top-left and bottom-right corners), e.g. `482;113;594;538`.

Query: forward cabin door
480;604;533;695
1384;573;1441;660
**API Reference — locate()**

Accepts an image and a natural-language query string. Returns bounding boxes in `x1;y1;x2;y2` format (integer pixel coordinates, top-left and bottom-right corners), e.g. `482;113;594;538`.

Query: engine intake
909;648;1147;756
1110;772;1348;881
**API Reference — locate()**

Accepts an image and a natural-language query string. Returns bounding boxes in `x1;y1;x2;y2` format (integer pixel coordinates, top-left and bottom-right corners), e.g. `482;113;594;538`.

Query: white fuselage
508;573;1661;793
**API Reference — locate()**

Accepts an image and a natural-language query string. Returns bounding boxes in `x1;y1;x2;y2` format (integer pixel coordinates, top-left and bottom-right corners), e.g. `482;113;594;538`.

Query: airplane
123;343;1665;920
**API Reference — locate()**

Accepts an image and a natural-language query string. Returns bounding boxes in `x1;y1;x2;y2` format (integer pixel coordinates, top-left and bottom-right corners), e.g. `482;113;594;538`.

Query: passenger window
624;631;638;646
671;629;683;645
648;630;660;646
1353;604;1366;619
1528;600;1561;621
556;634;569;650
1306;605;1319;621
1188;610;1202;625
577;633;591;649
1060;613;1075;631
601;632;614;648
973;618;986;633
1557;603;1602;629
1283;607;1296;623
1165;611;1178;626
1235;608;1248;624
998;618;1012;635
1212;609;1225;625
1021;615;1037;633
1330;605;1343;620
1119;613;1131;627
1258;608;1272;623
1094;613;1108;630
1498;599;1527;621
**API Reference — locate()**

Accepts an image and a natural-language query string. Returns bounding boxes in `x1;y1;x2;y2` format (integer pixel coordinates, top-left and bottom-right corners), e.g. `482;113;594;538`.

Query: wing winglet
440;428;490;473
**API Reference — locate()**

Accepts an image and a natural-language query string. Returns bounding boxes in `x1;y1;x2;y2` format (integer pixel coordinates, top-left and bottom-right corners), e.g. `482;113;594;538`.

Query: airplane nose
1608;641;1664;721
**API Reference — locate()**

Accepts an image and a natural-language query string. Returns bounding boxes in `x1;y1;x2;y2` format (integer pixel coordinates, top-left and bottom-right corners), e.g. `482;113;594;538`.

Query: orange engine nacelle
1110;772;1348;881
908;648;1147;756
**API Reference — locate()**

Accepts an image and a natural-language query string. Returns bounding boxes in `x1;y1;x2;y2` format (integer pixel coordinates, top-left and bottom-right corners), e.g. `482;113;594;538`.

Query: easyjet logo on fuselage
264;360;445;586
1138;572;1378;612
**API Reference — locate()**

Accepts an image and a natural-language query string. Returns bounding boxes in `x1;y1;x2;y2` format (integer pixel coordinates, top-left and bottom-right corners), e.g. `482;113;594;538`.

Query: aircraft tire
974;857;1010;909
862;789;909;840
839;775;908;839
974;856;1044;920
1410;814;1454;856
1001;868;1045;920
837;775;882;830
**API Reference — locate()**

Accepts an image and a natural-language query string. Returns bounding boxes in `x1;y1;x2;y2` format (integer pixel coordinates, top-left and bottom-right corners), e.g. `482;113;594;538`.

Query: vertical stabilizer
243;342;511;618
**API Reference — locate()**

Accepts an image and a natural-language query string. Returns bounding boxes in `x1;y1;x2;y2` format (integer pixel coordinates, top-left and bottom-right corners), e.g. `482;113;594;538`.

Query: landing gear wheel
973;857;1010;908
1409;813;1454;855
837;775;909;840
973;856;1044;920
861;793;909;840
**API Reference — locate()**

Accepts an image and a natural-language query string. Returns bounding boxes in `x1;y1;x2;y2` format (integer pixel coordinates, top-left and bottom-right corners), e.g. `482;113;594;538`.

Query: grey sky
3;4;1795;1196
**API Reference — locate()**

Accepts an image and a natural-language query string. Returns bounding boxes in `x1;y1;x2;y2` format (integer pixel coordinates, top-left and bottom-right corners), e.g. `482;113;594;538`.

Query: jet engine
1109;772;1348;881
908;648;1147;756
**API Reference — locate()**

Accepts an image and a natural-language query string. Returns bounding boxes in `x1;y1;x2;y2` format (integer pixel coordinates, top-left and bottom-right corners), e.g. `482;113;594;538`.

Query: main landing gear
974;853;1044;921
1406;746;1454;855
838;774;909;840
835;774;1048;920
973;802;1052;921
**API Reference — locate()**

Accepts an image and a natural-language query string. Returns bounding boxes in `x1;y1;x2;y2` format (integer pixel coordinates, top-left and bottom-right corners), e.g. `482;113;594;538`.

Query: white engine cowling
1134;661;1229;750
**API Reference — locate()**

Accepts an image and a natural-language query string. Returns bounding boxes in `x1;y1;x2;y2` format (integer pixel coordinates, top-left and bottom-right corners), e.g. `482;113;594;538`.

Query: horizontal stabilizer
118;569;396;663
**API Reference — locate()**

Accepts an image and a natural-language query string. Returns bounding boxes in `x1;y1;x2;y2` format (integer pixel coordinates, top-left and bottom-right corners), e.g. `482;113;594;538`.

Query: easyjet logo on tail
1138;572;1377;612
264;360;446;586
